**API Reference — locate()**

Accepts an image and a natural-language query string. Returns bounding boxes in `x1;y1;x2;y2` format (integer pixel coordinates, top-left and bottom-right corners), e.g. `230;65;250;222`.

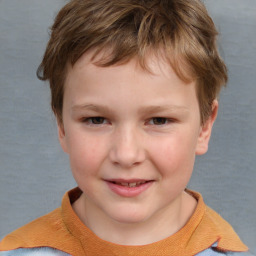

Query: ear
57;121;68;153
196;100;218;155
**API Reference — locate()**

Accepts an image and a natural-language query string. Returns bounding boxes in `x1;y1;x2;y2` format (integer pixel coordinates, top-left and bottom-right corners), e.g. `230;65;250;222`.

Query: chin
108;208;150;225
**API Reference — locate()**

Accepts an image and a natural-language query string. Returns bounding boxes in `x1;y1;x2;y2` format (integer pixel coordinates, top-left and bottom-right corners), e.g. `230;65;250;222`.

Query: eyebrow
137;105;189;115
71;103;189;115
71;104;112;114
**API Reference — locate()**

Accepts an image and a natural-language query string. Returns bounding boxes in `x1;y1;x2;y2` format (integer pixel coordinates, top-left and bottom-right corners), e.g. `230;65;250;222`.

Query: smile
112;181;148;187
105;179;154;197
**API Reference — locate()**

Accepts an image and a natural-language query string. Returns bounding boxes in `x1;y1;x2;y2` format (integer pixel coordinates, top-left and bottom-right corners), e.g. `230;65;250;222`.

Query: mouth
110;180;150;188
105;179;154;197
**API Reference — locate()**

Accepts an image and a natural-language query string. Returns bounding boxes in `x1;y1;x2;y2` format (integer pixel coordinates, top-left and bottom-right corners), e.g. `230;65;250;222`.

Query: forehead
63;49;199;116
67;47;194;84
66;49;195;84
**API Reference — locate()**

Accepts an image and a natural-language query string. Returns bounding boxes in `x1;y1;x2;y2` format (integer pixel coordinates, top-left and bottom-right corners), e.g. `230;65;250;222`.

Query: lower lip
106;181;153;197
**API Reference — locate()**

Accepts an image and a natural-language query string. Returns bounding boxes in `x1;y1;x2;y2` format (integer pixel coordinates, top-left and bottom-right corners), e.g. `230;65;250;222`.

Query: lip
105;179;154;197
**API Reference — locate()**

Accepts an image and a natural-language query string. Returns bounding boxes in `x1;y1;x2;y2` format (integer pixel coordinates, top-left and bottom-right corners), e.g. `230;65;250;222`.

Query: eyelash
147;117;174;125
82;117;108;125
81;117;175;126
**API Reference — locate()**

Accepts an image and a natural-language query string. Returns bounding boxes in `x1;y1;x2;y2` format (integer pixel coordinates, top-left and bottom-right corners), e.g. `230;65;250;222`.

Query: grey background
0;0;255;253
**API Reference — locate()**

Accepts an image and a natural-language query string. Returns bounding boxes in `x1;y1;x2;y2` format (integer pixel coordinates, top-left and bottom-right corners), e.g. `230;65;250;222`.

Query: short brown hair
37;0;228;124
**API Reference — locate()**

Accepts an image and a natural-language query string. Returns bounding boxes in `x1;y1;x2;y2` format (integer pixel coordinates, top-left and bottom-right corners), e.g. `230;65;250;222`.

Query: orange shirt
0;188;248;256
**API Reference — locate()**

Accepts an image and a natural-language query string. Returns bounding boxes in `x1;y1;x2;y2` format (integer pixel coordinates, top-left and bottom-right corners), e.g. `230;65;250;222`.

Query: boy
0;0;253;255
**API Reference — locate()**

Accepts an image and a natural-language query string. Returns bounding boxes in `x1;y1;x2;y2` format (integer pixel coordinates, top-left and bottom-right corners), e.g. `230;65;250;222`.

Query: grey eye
152;118;167;125
90;117;105;124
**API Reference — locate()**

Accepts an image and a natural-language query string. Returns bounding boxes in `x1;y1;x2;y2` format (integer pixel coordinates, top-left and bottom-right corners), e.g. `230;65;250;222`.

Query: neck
72;191;197;245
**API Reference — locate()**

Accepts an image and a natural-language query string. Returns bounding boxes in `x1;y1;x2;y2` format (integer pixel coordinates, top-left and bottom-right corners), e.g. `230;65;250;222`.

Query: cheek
67;133;107;176
149;132;197;176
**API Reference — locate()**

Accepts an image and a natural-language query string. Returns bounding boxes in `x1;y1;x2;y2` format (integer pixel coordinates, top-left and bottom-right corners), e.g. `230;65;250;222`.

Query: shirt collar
62;187;248;256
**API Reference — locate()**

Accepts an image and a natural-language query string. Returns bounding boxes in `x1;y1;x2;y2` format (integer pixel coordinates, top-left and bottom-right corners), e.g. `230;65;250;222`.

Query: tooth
129;182;137;187
121;182;129;186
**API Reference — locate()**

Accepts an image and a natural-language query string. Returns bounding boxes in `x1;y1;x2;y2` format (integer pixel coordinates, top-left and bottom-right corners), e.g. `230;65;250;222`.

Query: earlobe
57;121;68;153
196;100;218;155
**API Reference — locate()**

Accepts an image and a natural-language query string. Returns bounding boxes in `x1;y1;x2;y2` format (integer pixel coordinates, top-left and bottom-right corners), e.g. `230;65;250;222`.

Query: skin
58;51;218;245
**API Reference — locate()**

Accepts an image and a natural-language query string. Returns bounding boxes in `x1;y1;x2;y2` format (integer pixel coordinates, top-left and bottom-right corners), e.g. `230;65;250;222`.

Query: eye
83;117;107;125
149;117;169;125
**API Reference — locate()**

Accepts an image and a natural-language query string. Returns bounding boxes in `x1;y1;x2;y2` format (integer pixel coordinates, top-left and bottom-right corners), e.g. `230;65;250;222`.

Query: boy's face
58;51;216;226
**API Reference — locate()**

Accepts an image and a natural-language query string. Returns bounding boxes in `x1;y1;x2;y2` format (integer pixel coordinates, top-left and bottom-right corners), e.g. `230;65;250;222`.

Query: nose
109;126;146;168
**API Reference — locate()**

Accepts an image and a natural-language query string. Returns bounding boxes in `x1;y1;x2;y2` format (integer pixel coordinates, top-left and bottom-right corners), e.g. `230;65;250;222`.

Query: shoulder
185;190;250;255
0;207;66;251
201;205;248;252
196;247;255;256
0;247;70;256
